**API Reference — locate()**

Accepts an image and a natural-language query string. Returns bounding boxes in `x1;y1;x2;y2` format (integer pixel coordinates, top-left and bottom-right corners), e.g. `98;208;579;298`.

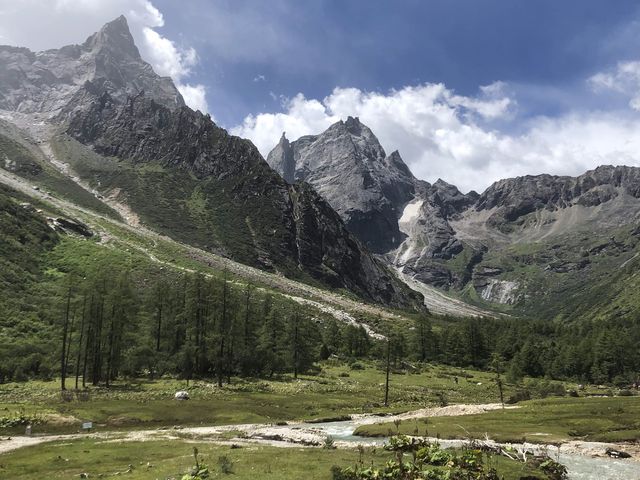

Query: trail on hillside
0;166;392;337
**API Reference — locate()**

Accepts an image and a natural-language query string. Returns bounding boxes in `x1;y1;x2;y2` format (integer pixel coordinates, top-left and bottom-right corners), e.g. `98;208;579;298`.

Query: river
286;419;640;480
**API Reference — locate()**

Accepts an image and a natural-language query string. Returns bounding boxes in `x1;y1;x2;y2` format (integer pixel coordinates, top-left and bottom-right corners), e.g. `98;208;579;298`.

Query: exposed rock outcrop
268;121;640;313
65;89;423;309
268;117;416;253
0;16;183;115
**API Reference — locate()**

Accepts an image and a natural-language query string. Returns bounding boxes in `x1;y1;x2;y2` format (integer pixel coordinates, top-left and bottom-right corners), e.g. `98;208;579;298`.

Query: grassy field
0;363;528;435
0;438;547;480
355;396;640;443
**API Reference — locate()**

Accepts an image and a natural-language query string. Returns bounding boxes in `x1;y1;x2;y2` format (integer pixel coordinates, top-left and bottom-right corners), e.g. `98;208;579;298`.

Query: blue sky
152;0;640;125
2;0;640;191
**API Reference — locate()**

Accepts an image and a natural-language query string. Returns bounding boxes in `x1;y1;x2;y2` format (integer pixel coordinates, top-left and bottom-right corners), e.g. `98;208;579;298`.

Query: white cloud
589;61;640;111
141;27;197;80
232;83;640;193
0;0;208;112
177;83;209;115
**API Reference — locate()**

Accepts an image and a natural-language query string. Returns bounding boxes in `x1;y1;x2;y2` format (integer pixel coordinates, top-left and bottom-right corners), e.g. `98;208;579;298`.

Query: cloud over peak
589;61;640;111
232;80;640;193
0;0;209;113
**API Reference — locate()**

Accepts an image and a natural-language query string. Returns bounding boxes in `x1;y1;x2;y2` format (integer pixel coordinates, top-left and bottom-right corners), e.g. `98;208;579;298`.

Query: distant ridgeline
268;118;640;322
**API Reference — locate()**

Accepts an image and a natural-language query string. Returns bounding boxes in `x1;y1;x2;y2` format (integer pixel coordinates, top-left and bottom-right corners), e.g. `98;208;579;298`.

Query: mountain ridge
0;16;184;115
267;119;640;319
0;16;424;311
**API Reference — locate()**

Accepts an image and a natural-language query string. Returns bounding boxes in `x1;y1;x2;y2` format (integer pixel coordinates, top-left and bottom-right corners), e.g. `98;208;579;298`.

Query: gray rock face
476;166;640;231
0;15;184;115
268;133;295;183
267;117;416;252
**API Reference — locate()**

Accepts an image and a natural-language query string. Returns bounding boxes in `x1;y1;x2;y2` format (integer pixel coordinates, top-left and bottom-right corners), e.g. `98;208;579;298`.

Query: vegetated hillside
2;180;638;387
0;121;120;219
58;93;419;309
0;186;60;370
269;120;640;321
0;183;380;384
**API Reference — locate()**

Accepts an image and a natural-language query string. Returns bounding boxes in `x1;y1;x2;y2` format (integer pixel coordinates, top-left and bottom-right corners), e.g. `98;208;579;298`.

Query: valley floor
1;364;638;479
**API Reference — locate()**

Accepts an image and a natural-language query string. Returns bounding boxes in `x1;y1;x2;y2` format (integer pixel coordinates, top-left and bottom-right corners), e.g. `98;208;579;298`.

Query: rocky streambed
1;403;638;479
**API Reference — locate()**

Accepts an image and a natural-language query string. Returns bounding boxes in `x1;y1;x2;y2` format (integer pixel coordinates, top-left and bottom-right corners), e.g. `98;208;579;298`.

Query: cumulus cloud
589;61;640;111
232;82;640;193
178;84;209;116
0;0;208;112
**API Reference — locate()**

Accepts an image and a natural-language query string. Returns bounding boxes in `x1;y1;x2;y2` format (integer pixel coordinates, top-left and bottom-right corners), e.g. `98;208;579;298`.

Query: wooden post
384;337;391;407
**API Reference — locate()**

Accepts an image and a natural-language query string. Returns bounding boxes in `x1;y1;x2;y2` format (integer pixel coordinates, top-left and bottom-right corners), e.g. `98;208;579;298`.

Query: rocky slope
268;121;640;319
267;117;417;253
0;16;183;115
0;17;423;310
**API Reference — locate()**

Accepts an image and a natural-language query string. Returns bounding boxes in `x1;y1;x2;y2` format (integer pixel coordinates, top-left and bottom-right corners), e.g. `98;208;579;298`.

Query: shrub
539;458;568;480
218;455;233;474
323;435;336;449
506;389;531;404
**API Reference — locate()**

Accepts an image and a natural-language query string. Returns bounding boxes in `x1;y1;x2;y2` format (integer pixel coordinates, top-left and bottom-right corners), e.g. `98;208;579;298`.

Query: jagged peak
434;178;455;188
83;15;141;59
385;150;415;179
345;115;361;126
103;15;130;33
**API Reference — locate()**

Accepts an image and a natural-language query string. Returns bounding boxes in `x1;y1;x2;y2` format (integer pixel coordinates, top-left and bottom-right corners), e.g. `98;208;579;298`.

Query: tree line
2;265;639;387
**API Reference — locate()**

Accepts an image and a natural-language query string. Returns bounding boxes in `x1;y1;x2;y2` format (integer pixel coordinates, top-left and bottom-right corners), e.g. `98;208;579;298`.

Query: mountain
267;117;417;253
0;17;423;310
268;121;640;321
0;16;183;115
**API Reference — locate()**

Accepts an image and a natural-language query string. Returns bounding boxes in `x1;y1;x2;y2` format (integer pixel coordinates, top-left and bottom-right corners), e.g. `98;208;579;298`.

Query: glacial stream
285;420;640;480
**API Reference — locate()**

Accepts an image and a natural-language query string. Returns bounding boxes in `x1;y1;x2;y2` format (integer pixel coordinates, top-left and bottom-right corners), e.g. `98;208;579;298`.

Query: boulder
174;390;190;400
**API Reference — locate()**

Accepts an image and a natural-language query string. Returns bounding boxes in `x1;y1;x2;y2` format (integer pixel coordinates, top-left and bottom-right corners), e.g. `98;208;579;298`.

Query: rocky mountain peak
343;115;363;134
0;15;184;115
267;118;417;253
83;15;141;60
267;132;295;183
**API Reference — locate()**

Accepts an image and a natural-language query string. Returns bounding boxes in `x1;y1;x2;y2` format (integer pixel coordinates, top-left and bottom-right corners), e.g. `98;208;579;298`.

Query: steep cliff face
63;89;423;309
288;183;418;306
267;117;416;253
0;16;183;115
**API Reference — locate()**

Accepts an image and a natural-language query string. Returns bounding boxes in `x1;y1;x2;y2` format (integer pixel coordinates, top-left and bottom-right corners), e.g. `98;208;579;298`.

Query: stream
1;408;638;479
283;420;640;480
